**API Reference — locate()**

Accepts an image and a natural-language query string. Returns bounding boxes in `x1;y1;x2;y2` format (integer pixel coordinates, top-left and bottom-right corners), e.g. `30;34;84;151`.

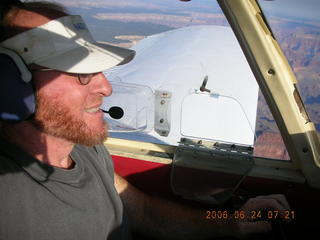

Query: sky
258;0;320;22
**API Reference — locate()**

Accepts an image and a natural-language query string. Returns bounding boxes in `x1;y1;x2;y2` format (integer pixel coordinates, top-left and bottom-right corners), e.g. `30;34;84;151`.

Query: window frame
217;0;320;188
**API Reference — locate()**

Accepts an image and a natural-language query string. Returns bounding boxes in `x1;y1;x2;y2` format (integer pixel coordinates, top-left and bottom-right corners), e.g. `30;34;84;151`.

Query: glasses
32;68;96;85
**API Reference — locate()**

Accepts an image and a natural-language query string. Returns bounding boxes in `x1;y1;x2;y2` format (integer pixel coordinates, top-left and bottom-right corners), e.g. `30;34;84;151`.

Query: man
0;1;290;239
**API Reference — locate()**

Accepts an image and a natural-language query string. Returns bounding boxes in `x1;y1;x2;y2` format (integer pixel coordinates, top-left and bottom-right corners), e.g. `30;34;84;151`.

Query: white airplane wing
103;25;259;146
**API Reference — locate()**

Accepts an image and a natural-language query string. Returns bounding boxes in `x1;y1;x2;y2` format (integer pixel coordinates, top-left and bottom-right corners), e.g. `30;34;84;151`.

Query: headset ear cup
0;47;32;82
0;53;35;122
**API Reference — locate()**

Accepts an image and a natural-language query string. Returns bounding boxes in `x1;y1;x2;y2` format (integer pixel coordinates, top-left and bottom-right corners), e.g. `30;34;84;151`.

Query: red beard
32;91;108;146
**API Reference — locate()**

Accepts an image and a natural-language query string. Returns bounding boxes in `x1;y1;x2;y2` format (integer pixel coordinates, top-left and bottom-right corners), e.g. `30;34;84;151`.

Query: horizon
50;0;320;22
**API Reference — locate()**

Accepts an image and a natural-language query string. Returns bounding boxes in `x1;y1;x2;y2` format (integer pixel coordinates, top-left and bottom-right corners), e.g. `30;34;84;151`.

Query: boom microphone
101;106;124;119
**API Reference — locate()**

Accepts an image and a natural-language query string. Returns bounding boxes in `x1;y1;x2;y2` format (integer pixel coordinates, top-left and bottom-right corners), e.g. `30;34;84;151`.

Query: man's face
31;70;112;146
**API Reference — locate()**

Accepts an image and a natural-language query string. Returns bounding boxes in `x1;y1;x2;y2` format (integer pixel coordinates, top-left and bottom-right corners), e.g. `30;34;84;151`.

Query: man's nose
91;72;112;97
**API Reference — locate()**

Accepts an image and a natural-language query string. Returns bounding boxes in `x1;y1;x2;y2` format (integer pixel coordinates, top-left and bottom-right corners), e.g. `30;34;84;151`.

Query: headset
0;0;36;123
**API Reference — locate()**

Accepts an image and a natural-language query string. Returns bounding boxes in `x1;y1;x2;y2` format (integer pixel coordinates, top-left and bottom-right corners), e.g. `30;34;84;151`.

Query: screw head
267;69;275;75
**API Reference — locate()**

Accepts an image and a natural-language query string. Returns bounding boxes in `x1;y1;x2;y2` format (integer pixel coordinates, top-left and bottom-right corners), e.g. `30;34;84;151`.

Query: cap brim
34;41;135;74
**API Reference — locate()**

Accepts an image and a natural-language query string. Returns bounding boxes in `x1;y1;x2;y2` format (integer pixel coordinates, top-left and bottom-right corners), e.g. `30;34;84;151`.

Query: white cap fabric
0;15;135;73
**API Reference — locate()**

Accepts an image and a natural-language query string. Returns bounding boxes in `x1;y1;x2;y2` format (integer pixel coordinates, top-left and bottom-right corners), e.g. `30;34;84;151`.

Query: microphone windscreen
108;106;124;119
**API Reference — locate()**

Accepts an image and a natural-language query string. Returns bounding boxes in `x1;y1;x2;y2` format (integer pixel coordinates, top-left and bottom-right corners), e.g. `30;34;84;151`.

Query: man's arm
114;173;290;240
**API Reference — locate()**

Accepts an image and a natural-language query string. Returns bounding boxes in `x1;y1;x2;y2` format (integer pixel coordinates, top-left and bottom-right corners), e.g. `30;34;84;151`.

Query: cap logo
73;22;87;30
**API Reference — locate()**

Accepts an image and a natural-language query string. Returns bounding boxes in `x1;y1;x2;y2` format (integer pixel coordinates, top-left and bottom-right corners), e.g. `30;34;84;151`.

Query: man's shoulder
73;143;114;175
73;143;109;158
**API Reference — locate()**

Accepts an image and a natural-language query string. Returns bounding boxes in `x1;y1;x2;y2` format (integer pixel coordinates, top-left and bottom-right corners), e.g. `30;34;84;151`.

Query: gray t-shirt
0;138;131;240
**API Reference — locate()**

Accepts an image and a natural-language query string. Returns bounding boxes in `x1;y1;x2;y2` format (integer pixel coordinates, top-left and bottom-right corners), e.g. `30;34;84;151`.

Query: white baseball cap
0;15;135;73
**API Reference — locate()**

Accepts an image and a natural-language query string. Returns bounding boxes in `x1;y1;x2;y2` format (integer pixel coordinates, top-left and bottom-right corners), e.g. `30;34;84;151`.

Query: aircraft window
57;0;295;161
180;91;256;146
257;0;320;158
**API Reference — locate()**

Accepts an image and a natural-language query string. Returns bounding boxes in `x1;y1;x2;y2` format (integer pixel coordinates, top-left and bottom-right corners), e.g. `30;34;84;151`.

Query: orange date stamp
205;210;295;220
